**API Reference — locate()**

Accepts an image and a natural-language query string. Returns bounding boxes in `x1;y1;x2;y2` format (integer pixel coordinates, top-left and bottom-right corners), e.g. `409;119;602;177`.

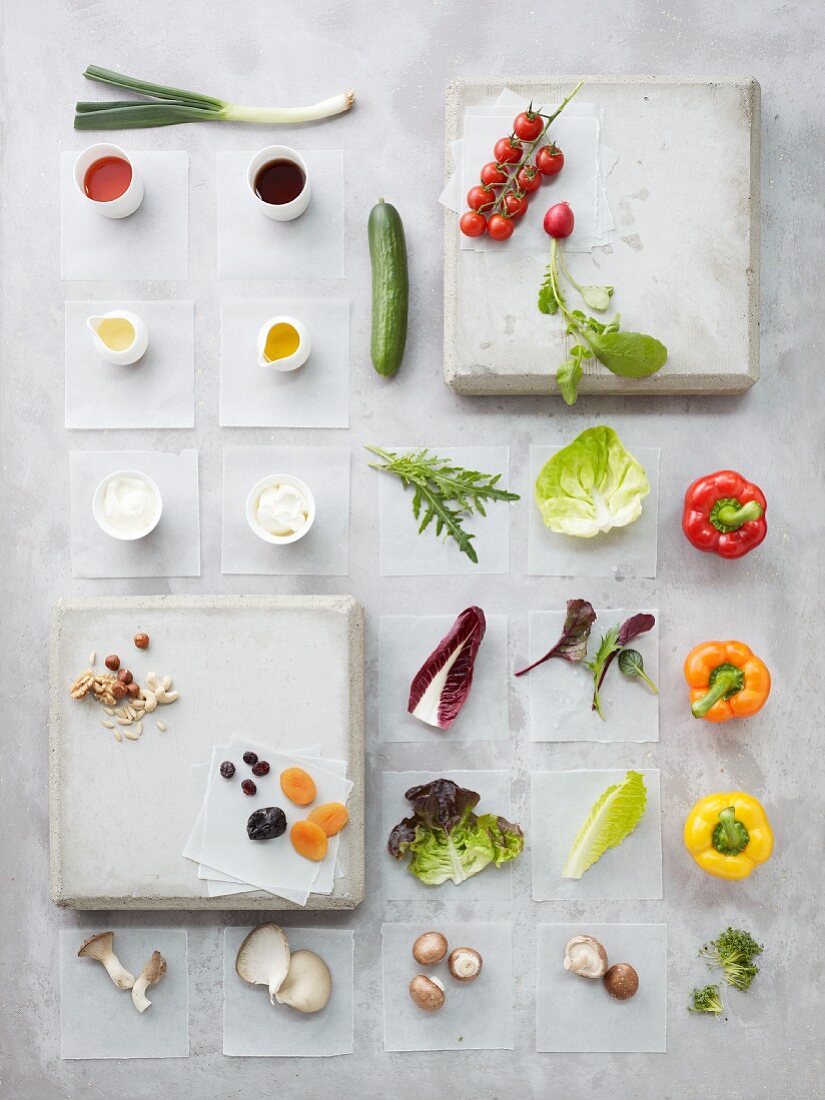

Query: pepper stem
710;497;763;533
712;806;750;856
691;666;744;718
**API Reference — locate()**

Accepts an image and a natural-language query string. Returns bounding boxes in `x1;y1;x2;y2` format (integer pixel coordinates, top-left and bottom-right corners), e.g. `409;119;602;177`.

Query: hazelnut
112;682;127;701
104;655;120;672
117;669;133;685
126;682;140;698
134;633;150;650
412;931;448;966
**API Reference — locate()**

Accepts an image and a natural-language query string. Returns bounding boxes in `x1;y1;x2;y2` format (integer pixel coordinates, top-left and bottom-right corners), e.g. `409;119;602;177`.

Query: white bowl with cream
93;470;163;541
245;473;315;545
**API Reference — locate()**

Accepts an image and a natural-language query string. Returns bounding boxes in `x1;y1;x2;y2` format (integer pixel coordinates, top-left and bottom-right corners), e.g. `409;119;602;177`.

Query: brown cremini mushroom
412;931;448;966
604;962;639;1000
409;974;445;1012
132;950;167;1013
563;935;609;979
77;931;135;990
448;947;483;982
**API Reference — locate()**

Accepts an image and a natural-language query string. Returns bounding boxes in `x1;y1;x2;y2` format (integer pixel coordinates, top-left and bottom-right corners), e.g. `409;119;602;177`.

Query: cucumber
369;198;408;377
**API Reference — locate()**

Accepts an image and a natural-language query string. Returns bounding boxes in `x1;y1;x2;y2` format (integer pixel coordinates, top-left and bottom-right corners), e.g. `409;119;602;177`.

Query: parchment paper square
69;450;200;578
223;927;354;1057
65;300;194;429
217;150;344;279
219;298;349;427
381;921;513;1051
377;446;513;576
536;923;667;1052
221;445;349;575
379;614;509;742
527;446;659;578
382;770;515;900
61;151;188;280
60;929;188;1059
527;609;659;742
531;769;662;901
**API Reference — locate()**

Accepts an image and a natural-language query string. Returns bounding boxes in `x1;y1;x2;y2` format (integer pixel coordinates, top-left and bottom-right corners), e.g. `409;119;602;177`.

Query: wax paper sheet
219;298;349;428
61;151;188;280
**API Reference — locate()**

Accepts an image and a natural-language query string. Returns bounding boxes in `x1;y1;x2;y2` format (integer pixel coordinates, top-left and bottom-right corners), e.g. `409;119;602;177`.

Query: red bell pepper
682;470;767;559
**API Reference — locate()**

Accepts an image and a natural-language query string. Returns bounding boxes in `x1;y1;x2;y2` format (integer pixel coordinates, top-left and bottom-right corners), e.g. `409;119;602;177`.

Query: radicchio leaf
407;606;486;729
514;598;596;676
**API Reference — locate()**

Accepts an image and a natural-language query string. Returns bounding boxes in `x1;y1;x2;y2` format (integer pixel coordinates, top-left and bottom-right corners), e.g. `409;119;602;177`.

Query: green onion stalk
75;66;355;130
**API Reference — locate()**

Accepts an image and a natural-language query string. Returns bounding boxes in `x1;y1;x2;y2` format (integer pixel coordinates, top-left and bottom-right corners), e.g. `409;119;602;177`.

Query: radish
543;202;575;239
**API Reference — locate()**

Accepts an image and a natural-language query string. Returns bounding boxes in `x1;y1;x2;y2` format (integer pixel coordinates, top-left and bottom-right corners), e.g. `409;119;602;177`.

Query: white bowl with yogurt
92;470;163;541
245;473;315;545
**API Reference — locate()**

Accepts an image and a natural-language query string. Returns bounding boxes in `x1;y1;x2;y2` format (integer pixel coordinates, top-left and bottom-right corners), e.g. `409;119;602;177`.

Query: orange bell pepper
684;640;770;722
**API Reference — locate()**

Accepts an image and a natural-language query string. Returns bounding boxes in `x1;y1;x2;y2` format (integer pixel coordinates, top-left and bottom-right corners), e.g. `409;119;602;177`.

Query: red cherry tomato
503;192;528;218
487;213;515;241
459;210;487;237
466;184;496;212
480;161;509;187
536;144;564;177
543;201;575;238
516;165;542;193
513;110;544;142
493;136;522;164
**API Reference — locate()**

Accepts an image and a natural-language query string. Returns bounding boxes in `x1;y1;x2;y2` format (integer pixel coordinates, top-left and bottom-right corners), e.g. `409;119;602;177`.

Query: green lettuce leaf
562;770;647;879
534;425;650;538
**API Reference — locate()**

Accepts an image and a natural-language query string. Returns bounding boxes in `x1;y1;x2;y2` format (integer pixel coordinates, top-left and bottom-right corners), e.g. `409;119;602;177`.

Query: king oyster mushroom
275;949;332;1013
563;935;609;979
132;950;167;1013
77;931;135;990
235;922;290;1005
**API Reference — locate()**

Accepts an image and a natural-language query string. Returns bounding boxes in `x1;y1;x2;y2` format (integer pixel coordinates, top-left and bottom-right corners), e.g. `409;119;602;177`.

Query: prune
220;761;236;779
243;751;258;766
251;760;270;777
241;779;257;796
246;806;287;840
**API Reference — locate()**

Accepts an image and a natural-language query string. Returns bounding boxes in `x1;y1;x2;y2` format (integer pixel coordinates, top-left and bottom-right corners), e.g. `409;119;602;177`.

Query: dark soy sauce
253;159;306;205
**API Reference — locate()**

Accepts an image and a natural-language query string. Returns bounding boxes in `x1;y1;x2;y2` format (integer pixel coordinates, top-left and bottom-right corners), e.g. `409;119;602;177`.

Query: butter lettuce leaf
535;425;650;538
562;770;647;880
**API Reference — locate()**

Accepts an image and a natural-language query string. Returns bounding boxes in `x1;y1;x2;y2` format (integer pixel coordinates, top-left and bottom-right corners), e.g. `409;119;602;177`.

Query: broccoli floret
700;927;763;991
688;984;725;1017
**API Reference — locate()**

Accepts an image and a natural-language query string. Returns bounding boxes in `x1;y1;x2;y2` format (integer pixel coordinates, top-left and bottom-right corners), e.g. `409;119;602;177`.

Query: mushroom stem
131;950;167;1013
77;932;135;991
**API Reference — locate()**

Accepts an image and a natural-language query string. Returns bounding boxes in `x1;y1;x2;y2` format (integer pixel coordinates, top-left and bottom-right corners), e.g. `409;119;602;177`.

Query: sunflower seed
123;727;140;741
89;650;96;665
113;728;122;743
101;720;115;730
135;721;143;736
104;707;115;717
116;716;132;726
156;720;166;732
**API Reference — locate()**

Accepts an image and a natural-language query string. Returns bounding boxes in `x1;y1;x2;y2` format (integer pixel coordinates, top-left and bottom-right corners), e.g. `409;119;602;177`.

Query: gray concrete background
1;1;822;1097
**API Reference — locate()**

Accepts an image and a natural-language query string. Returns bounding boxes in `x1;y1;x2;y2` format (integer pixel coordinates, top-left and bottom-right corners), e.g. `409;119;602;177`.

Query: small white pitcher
74;143;144;219
256;315;311;371
86;310;149;366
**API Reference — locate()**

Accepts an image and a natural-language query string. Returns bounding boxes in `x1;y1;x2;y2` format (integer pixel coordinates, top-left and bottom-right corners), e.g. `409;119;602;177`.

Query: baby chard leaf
515;598;597;676
586;330;668;379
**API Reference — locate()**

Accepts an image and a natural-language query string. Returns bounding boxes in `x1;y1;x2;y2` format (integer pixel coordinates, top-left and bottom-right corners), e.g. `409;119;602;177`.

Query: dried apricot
280;767;317;806
291;819;328;861
308;802;349;837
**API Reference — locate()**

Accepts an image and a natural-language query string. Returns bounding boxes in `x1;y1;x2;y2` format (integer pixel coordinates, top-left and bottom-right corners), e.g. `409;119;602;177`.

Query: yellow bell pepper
684;791;773;880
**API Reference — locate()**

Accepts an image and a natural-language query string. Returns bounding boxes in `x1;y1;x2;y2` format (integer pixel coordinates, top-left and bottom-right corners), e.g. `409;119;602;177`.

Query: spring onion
74;65;355;130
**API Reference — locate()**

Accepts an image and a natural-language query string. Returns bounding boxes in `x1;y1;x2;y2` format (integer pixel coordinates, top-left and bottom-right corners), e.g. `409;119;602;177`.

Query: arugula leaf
588;612;656;719
515;598;596;676
586;330;668;378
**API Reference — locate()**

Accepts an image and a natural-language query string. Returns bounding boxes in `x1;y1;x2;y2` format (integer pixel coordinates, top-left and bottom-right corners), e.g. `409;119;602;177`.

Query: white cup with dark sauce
247;145;310;221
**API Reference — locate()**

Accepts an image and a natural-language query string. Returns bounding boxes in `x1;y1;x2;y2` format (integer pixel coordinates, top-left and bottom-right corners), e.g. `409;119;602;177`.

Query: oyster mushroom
448;947;483;982
235;922;290;1005
275;949;332;1013
77;931;135;990
563;935;609;979
412;931;448;966
409;974;445;1012
132;950;167;1013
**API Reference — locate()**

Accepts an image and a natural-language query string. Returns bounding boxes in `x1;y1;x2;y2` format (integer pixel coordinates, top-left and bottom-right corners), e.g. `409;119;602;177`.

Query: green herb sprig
365;445;519;564
688;984;725;1018
700;927;763;992
538;239;667;404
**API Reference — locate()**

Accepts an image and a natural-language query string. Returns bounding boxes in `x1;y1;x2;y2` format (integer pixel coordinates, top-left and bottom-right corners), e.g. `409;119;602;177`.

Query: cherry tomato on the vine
503;192;529;218
480;161;509;187
459;210;487;237
543;201;575;238
466;184;496;212
513;109;544;142
516;165;542;193
536;144;564;177
493;136;522;164
487;213;515;241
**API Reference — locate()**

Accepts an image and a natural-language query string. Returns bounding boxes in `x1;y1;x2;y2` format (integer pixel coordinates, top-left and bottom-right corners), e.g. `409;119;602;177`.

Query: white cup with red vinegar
73;143;144;218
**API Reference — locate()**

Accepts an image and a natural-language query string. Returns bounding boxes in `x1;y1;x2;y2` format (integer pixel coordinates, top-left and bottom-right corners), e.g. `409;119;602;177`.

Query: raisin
251;760;270;777
243;751;258;766
220;761;236;779
246;806;287;840
241;779;257;796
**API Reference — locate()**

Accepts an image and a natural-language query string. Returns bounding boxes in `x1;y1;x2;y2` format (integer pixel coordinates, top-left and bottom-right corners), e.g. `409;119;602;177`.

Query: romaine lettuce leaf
562;770;647;879
535;426;650;538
